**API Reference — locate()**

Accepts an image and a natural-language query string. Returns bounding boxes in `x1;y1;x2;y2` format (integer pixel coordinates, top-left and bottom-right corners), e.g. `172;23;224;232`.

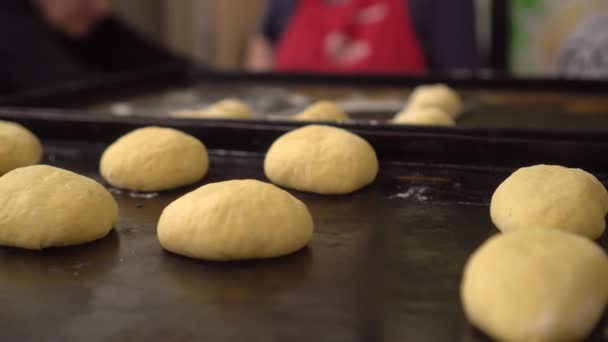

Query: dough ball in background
158;180;314;261
491;164;608;239
406;84;462;118
291;101;350;122
265;125;378;195
0;165;119;250
100;127;209;192
393;107;456;126
0;120;43;175
461;229;608;342
171;98;254;120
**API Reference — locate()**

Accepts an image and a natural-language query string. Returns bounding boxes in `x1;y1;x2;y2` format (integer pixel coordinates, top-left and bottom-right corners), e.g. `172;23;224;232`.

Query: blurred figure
511;0;608;78
246;0;479;74
0;0;186;94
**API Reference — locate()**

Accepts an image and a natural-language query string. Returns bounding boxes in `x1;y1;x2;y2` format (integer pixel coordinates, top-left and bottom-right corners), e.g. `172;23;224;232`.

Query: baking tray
2;68;608;131
0;110;606;341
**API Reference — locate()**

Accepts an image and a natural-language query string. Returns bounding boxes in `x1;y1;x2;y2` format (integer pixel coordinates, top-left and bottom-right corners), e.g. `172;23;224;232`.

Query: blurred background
112;0;608;77
112;0;491;71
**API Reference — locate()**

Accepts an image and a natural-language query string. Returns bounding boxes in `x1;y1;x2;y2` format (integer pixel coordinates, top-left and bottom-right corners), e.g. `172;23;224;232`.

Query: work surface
0;140;606;341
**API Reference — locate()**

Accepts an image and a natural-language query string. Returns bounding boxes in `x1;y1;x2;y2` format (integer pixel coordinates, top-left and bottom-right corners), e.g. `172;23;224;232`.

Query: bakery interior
0;0;607;341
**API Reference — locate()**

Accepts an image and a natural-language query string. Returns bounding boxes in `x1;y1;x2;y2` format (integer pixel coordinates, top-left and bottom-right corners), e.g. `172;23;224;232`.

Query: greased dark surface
0;140;606;342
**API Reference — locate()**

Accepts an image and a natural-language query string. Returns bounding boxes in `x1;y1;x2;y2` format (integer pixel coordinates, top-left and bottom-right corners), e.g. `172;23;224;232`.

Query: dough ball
393;107;455;126
158;179;314;261
100;126;208;192
406;84;462;118
292;101;349;122
461;229;608;342
491;164;608;239
264;125;378;194
172;98;254;119
0;120;43;175
0;165;119;250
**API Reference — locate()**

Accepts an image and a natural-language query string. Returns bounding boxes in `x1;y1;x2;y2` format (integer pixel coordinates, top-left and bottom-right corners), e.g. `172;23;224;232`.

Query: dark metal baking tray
0;110;606;341
1;67;608;131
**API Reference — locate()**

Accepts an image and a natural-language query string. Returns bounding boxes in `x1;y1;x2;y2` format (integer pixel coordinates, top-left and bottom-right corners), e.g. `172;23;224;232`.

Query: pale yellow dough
461;229;608;342
406;84;462;118
264;125;378;195
172;98;254;119
491;164;608;239
291;101;349;122
0;165;119;250
0;120;43;175
100;126;208;192
157;179;314;261
393;107;456;126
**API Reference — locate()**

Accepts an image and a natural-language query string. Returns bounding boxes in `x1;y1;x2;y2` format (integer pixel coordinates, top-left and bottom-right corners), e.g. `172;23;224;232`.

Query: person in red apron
246;0;479;74
274;0;426;73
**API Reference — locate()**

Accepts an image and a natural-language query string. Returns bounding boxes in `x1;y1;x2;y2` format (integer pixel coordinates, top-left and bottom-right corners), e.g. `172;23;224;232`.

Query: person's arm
426;0;480;71
245;34;275;72
245;0;297;72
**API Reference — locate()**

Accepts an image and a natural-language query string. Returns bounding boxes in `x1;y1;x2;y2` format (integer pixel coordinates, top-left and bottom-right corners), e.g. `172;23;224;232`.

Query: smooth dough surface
265;125;378;194
393;107;455;126
461;229;608;342
0;165;119;250
172;98;254;119
406;84;462;118
100;126;208;192
292;101;349;122
491;164;608;239
158;179;314;261
0;120;43;175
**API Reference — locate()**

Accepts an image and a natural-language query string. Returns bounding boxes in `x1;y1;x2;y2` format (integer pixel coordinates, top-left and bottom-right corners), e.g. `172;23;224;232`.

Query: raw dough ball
461;229;608;342
158;179;314;261
172;98;254;119
100;126;208;192
0;120;43;175
292;101;349;122
265;125;378;194
0;165;119;250
393;107;455;126
406;84;462;118
491;164;608;239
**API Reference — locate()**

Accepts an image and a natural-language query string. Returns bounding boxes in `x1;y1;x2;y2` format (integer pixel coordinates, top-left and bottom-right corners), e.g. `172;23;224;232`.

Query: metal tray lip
2;107;608;145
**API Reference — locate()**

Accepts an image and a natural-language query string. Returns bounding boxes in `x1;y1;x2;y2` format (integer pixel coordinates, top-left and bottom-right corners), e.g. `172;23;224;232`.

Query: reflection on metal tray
0;111;606;341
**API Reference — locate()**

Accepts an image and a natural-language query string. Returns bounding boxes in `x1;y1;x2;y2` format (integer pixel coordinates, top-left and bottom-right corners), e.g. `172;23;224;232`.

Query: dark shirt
0;0;186;94
260;0;480;71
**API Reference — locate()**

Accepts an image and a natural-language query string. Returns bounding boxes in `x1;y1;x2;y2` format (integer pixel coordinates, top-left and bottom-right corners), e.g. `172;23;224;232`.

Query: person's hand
32;0;111;38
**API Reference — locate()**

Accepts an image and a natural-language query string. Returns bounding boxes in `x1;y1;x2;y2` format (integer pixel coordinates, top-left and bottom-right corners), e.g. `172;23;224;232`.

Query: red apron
275;0;427;74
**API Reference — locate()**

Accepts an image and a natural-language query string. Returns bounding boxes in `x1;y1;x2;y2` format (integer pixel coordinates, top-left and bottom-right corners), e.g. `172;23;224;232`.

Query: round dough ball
491;164;608;239
0;120;43;175
292;101;349;122
265;125;378;195
393;107;455;126
461;229;608;342
172;98;254;119
100;126;208;192
406;84;462;118
158;179;314;261
0;165;119;250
